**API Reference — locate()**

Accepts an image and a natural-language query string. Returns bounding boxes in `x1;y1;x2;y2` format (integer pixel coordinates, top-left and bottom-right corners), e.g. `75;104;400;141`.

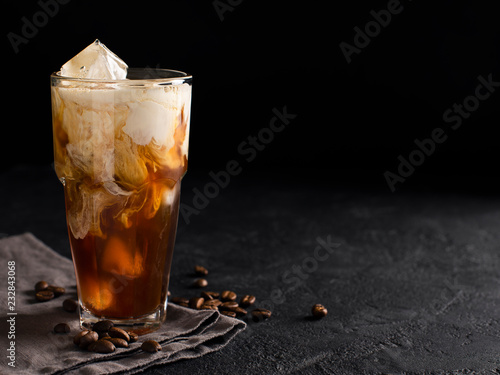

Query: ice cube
60;39;128;79
66;180;132;239
122;99;177;147
62;96;116;182
84;277;113;312
121;84;191;170
113;133;149;187
101;236;144;278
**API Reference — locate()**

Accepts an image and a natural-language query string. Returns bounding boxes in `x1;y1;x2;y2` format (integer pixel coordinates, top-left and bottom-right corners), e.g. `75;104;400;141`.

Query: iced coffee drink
51;40;192;333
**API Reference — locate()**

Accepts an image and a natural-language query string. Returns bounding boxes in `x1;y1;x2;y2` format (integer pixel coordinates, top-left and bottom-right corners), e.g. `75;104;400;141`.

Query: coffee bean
234;306;247;317
89;339;115;353
201;292;213;300
221;310;236;318
53;323;71;334
201;291;220;299
35;290;54;302
311;304;328;318
108;327;130;342
239;295;256;307
201;304;218;310
73;330;90;345
141;340;162;353
192;278;208;288
189;297;205;309
170;297;189;305
103;337;129;348
47;285;65;297
98;331;110;339
219;301;239;311
79;331;99;349
221;290;237;302
178;302;189;307
92;320;114;333
200;291;214;300
127;331;139;343
251;308;272;322
63;299;78;312
194;265;208;276
203;299;222;307
35;281;49;292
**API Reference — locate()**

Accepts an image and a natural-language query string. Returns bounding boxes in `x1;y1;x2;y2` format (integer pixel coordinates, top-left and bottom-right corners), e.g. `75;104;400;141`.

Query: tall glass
51;68;192;334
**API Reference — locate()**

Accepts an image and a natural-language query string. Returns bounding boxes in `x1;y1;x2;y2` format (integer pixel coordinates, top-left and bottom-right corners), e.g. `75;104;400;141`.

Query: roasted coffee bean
79;331;99;349
251;308;272;322
221;310;237;318
73;330;90;346
239;295;256;307
35;280;49;292
189;297;205;309
62;298;78;312
234;307;247;317
200;291;214;300
311;304;328;318
108;327;130;342
47;285;66;297
194;265;208;276
192;278;208;288
89;339;116;353
200;292;213;300
170;297;189;305
92;320;114;333
201;304;218;310
104;337;129;348
219;301;239;311
35;290;54;302
201;291;220;299
98;331;110;340
178;302;189;307
141;340;162;353
53;323;71;334
203;299;222;307
127;331;139;343
220;290;237;302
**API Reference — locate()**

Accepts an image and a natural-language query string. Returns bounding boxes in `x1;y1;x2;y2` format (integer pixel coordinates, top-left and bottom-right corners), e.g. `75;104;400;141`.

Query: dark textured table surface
2;164;500;374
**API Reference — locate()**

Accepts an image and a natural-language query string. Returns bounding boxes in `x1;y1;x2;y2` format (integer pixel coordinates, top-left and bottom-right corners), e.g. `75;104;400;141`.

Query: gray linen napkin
0;233;246;375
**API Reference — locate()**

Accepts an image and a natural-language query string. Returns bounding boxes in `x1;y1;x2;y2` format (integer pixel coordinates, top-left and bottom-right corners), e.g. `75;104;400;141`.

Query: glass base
79;304;165;335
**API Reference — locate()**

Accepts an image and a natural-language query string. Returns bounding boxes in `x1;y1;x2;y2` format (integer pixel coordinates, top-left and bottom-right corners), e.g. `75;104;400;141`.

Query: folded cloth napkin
0;233;246;375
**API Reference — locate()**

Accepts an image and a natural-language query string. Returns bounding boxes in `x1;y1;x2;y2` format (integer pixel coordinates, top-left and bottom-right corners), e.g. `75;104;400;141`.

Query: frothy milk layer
53;83;191;185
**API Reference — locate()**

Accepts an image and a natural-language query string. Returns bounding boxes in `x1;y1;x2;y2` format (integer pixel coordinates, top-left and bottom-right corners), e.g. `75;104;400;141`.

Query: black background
3;0;500;193
4;3;500;373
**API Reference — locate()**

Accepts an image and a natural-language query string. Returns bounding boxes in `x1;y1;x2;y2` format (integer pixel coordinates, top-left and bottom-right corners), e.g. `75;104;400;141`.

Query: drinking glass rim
51;68;192;85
